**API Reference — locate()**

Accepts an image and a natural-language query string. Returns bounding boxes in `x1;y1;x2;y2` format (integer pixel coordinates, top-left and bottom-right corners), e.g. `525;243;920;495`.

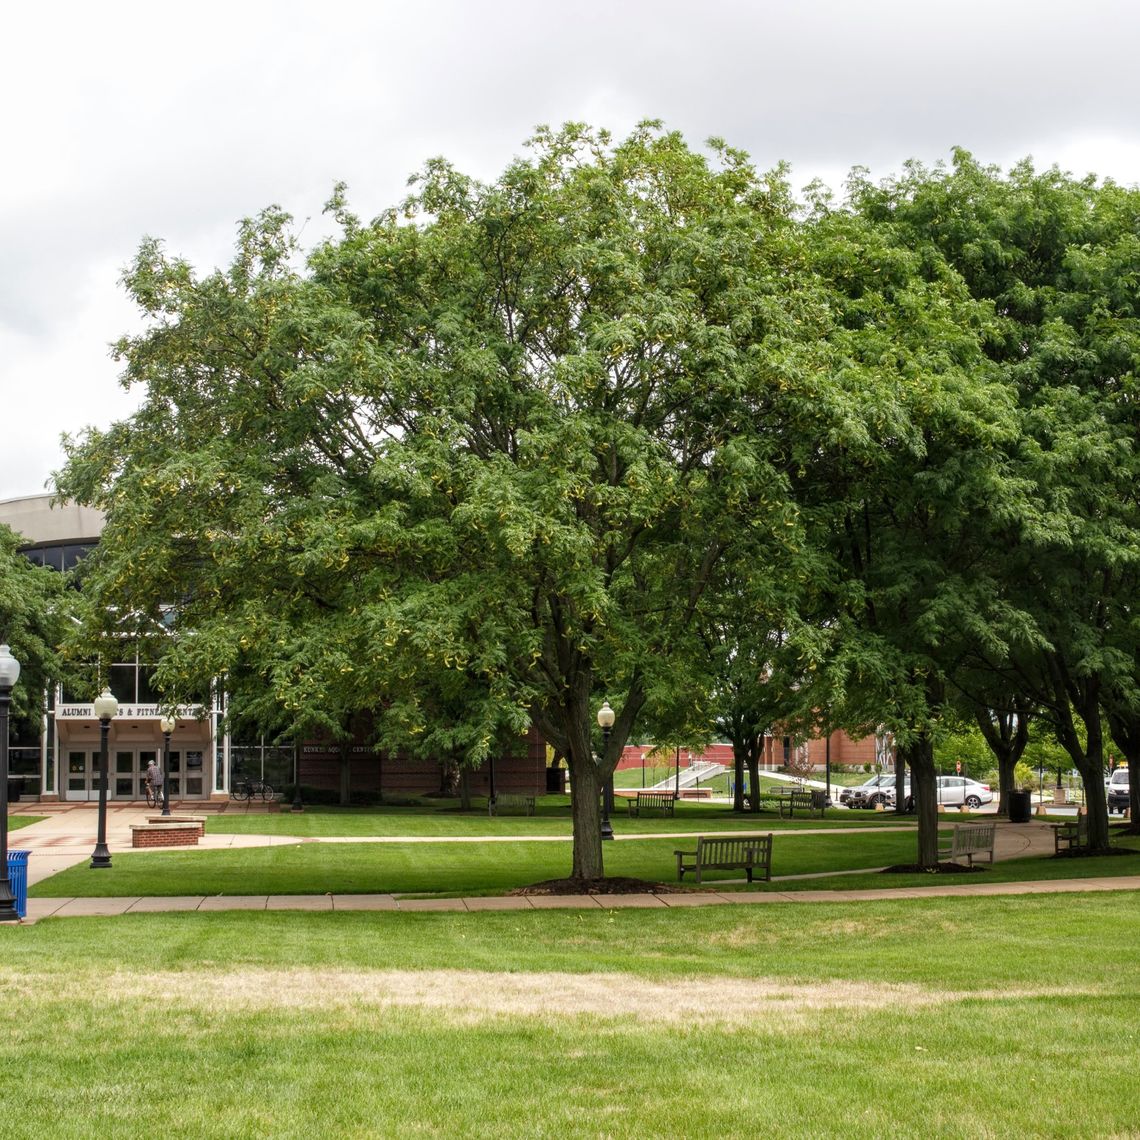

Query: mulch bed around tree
511;877;687;895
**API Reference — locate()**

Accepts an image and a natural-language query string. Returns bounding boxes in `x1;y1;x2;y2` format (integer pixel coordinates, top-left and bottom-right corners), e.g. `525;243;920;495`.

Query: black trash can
545;766;566;794
1008;789;1032;823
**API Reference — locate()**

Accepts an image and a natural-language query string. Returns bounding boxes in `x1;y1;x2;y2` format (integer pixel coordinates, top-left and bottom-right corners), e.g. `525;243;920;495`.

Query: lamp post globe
90;688;118;869
159;715;176;817
597;700;616;842
0;644;22;921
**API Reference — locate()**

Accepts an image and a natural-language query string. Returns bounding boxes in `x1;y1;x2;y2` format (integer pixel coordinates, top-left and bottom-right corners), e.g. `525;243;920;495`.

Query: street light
597;700;615;842
0;644;22;921
159;715;176;817
90;688;118;869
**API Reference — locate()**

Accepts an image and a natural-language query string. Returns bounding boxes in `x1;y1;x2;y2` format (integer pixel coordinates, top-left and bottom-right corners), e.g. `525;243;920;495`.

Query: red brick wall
300;727;547;797
131;826;199;847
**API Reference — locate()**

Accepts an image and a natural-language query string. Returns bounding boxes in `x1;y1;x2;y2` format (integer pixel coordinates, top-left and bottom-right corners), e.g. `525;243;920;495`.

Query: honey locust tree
857;156;1140;850
58;123;829;880
787;185;1026;868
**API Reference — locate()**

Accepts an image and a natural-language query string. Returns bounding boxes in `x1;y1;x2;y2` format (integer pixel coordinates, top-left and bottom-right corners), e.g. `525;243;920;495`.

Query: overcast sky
3;0;1138;501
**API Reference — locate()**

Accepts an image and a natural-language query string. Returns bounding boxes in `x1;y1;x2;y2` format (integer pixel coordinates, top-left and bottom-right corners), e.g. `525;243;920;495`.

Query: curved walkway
9;805;1139;923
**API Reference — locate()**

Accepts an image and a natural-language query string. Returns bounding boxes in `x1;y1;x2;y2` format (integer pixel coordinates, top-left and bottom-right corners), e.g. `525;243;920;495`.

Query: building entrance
113;749;158;800
64;749;161;801
65;750;98;801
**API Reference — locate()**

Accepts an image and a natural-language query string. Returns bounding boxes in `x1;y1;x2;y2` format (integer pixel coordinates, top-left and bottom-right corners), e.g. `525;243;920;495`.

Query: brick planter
130;823;201;848
146;816;207;837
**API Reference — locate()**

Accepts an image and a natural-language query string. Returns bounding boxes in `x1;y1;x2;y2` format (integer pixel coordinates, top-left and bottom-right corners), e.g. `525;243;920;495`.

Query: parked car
935;776;993;808
1107;768;1130;814
842;774;909;809
839;775;885;807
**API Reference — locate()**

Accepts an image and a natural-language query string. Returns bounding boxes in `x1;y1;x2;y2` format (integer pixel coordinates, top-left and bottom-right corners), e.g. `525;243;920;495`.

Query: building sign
302;744;376;757
56;704;204;720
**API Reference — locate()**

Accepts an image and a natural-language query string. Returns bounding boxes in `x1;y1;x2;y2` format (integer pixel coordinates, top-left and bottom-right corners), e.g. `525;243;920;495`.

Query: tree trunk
534;671;644;882
458;765;472;811
561;677;608;881
974;705;1030;819
1045;659;1110;850
899;734;939;868
732;741;746;812
744;736;762;814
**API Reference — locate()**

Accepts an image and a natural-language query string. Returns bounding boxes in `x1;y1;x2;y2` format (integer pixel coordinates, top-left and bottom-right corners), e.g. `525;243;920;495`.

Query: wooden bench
1052;811;1088;853
626;790;676;817
778;789;826;818
488;794;536;817
674;834;773;884
938;822;996;866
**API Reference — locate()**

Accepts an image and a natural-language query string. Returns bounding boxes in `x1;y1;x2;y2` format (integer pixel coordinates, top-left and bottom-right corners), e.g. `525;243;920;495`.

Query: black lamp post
159;715;175;817
90;688;118;869
597;700;615;842
0;644;22;921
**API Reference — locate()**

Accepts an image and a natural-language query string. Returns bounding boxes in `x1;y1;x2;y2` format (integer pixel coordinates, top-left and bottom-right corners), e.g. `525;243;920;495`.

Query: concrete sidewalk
21;874;1140;923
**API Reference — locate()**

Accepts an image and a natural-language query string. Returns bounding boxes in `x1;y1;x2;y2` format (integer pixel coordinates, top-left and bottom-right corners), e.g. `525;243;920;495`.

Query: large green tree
58;124;829;880
789;182;1025;867
0;524;71;721
858;155;1140;850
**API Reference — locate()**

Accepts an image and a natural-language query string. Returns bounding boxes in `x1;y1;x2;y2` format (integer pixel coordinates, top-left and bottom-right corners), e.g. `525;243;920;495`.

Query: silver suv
844;773;908;809
1107;768;1130;814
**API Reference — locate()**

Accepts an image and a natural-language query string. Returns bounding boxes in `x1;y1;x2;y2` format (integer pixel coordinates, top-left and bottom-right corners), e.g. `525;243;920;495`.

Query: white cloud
3;0;1139;498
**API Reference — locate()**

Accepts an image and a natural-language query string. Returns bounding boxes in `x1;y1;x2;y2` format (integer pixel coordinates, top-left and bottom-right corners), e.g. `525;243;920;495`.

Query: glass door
113;750;158;799
65;750;98;801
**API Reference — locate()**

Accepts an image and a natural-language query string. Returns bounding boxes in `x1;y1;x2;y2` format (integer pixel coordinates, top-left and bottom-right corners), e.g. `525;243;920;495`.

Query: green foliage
53;129;1140;873
0;524;72;719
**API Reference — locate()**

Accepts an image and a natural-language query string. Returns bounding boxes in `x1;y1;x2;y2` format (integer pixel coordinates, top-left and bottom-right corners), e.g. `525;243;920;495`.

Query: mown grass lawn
208;798;909;837
1;894;1137;1138
31;829;925;898
30;824;1140;900
7;815;45;831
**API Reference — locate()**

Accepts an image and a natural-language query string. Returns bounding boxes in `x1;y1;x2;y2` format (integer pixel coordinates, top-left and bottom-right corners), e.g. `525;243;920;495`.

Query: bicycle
230;779;275;802
145;783;163;808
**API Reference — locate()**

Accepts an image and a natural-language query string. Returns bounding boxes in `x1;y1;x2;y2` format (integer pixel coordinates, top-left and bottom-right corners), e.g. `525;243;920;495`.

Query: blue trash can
6;851;30;919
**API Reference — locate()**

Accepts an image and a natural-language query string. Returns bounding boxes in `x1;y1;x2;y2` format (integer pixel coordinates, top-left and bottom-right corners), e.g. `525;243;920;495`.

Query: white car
1107;768;1130;814
935;776;993;808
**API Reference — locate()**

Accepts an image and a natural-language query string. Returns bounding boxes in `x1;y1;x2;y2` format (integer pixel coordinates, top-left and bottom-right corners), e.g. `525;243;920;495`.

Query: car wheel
965;795;981;808
869;794;884;806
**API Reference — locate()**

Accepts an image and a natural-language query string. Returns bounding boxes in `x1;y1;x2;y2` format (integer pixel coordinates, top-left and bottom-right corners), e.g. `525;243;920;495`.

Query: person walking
145;758;163;805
